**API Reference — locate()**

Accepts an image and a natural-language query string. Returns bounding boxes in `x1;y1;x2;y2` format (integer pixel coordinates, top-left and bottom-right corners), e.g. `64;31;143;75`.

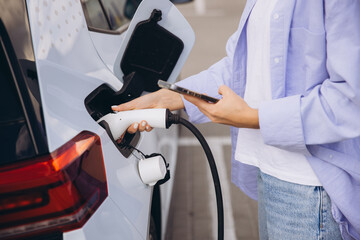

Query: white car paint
25;0;194;239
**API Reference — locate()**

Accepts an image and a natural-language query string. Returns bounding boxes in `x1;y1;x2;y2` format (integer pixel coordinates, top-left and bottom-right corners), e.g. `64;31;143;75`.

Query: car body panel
155;126;180;237
63;198;144;240
25;0;194;239
88;31;125;73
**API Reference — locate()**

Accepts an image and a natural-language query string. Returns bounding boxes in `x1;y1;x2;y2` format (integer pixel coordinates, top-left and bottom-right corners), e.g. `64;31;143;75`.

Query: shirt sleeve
176;30;240;123
259;0;360;152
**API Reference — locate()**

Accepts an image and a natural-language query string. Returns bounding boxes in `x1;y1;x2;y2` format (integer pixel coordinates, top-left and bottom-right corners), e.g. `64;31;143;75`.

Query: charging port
85;9;184;158
85;72;146;158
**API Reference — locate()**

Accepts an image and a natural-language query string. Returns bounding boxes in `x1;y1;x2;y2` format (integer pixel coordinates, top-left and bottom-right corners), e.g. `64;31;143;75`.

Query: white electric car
0;0;194;239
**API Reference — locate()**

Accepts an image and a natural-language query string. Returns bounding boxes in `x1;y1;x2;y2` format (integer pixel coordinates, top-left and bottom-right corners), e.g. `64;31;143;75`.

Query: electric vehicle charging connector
97;109;224;240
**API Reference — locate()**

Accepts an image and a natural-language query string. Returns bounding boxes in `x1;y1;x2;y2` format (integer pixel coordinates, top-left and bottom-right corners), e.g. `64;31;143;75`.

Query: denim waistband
257;170;342;240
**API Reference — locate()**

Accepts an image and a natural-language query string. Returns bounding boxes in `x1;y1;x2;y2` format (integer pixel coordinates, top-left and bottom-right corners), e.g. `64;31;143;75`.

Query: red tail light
0;131;107;239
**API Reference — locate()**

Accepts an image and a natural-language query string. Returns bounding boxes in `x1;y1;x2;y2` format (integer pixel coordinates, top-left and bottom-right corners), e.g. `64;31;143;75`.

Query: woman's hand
111;89;184;112
112;89;185;136
183;85;259;129
116;120;153;143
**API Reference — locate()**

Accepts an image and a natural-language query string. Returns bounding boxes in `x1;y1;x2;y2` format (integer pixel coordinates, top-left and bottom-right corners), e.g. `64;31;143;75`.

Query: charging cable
166;111;224;240
98;109;224;240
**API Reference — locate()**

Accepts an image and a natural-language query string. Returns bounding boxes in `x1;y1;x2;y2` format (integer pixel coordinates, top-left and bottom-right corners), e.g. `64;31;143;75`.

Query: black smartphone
158;80;219;103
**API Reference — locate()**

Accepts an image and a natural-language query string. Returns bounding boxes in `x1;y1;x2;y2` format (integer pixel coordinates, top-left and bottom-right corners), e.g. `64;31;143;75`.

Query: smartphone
158;80;219;103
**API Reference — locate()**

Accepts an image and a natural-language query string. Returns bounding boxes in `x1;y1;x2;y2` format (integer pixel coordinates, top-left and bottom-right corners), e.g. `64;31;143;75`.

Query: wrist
248;108;259;129
238;108;259;129
157;89;184;110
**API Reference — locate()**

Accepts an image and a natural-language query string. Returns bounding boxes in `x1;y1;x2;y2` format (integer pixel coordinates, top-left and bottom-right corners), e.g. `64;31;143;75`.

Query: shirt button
329;154;333;159
273;13;279;20
274;57;280;64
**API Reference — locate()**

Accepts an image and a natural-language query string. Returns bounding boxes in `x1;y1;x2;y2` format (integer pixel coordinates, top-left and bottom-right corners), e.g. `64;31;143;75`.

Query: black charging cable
166;110;224;240
115;109;224;239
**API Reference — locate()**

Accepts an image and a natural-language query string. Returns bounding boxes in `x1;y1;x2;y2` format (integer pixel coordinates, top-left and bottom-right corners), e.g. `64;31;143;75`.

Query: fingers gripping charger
97;109;170;187
97;109;169;140
97;108;225;240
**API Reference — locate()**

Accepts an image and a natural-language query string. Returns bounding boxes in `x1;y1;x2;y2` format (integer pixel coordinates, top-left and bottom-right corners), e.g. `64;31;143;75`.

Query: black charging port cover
120;9;184;92
98;120;141;158
85;9;185;122
84;9;184;158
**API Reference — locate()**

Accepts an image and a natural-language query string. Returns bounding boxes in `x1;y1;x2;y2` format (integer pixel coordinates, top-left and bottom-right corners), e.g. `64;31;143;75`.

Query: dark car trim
0;0;48;164
80;0;131;35
87;24;129;35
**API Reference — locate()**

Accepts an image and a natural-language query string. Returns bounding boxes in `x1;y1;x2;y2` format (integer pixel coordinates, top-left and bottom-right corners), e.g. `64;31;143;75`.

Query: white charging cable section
98;109;224;240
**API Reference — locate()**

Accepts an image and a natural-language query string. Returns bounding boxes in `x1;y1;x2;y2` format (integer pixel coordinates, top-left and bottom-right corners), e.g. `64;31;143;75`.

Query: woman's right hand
112;89;184;135
111;89;184;112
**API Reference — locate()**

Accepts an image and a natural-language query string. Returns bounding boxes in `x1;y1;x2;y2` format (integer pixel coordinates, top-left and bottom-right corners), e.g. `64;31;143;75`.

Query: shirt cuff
259;95;307;152
176;76;211;124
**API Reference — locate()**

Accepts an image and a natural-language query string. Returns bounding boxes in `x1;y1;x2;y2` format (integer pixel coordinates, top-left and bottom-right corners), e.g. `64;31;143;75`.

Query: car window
101;0;128;30
81;0;142;32
0;0;48;165
0;48;24;124
81;0;110;30
0;39;36;165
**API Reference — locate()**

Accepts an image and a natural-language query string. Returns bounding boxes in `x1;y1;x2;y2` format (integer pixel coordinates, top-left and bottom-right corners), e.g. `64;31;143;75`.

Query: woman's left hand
183;85;259;129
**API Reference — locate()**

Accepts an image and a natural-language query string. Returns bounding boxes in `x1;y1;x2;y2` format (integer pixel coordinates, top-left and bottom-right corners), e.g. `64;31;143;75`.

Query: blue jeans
257;171;342;240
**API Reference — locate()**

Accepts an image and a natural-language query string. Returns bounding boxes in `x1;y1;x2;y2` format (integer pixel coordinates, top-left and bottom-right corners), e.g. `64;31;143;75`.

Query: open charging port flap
85;9;184;157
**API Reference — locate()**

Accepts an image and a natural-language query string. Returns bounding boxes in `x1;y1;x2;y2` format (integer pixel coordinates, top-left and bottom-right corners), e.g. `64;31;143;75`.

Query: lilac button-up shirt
177;0;360;239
